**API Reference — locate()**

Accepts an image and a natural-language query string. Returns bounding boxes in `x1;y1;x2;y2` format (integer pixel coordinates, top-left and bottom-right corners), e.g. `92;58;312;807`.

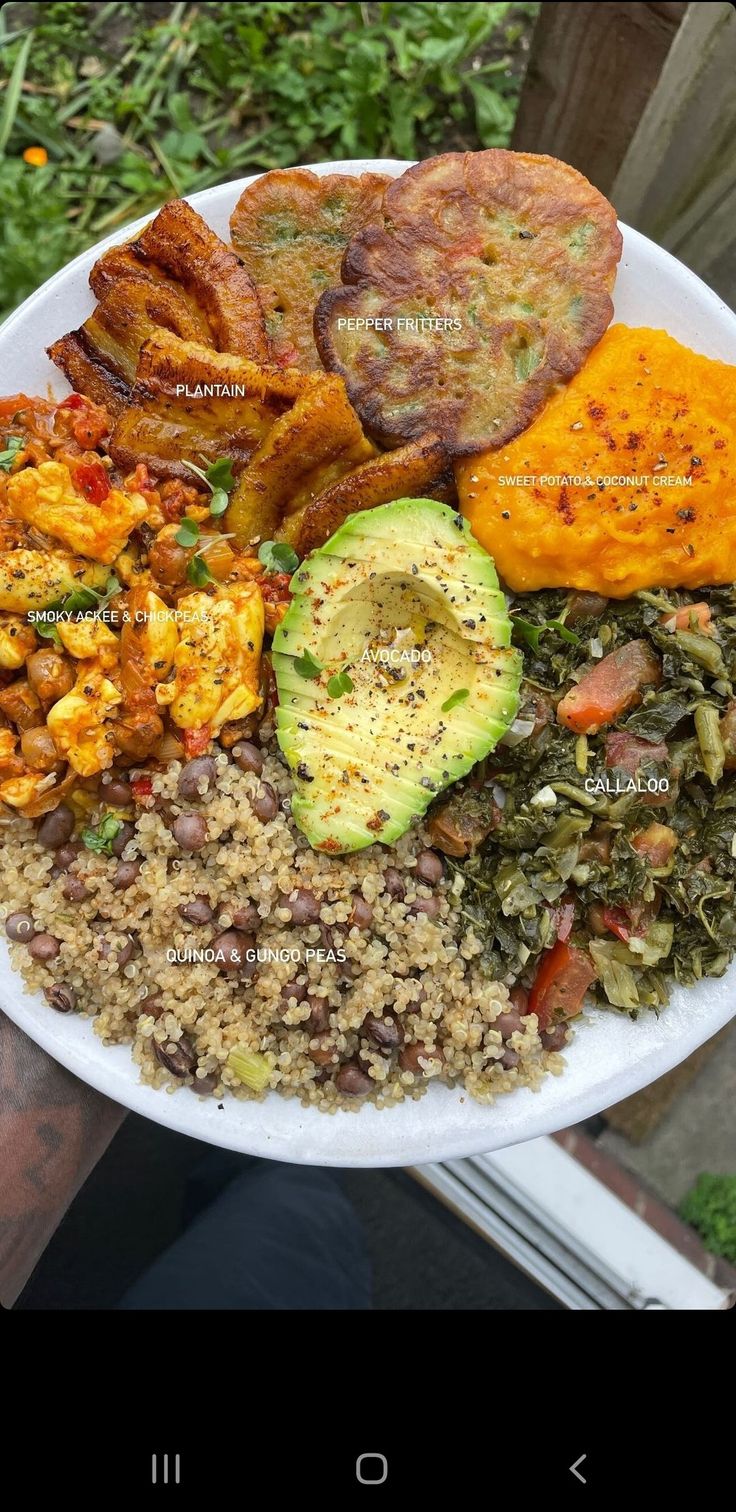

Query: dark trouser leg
117;1159;372;1310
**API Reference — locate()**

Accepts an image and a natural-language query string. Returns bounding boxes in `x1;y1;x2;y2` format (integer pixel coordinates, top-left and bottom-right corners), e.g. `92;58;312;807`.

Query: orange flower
22;146;48;167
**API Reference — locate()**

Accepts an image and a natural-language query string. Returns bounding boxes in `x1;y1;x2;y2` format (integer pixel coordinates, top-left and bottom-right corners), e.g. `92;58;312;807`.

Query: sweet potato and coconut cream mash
458;325;736;597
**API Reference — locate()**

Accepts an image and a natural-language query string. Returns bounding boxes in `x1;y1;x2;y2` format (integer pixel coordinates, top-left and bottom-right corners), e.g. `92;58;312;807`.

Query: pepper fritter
314;151;622;456
230;168;389;371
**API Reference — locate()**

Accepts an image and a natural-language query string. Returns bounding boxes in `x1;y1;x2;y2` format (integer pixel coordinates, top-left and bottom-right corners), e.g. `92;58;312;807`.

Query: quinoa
0;740;566;1111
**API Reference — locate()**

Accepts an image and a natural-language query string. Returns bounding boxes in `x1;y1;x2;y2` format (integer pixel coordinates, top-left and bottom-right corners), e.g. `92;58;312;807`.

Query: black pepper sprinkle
377;809;390;822
411;564;418;575
691;455;702;466
297;720;308;730
501;510;510;520
296;763;314;782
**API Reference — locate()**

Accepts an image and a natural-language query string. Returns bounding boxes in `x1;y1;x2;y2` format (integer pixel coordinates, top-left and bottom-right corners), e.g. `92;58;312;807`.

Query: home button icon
356;1453;388;1485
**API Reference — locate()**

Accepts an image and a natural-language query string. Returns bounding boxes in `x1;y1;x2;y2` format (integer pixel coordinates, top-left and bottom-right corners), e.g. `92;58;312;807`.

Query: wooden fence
512;2;736;306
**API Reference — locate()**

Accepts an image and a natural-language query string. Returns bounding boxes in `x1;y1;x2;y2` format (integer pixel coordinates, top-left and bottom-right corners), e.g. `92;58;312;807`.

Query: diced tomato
551;897;575;942
57;393;109;448
131;776;153;800
557;641;662;734
631;822;678;869
602;896;660;942
182;726;212;759
0;393;38;417
602;905;633;942
661;602;712;635
528;940;598;1031
579;828;612;865
256;572;293;607
605;731;668;775
73;410;109;450
73;459;110;504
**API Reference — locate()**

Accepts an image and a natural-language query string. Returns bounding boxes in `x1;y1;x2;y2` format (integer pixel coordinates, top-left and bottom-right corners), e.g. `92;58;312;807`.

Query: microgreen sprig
81;814;123;855
0;436;24;471
182;454;236;521
258;540;299;575
327;670;354;699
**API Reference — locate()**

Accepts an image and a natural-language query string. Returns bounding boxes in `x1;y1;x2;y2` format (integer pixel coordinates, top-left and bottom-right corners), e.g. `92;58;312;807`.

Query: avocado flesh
272;498;521;853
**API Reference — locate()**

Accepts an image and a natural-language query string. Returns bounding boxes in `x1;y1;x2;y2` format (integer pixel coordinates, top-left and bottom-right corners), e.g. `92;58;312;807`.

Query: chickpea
20;725;61;774
25;649;74;707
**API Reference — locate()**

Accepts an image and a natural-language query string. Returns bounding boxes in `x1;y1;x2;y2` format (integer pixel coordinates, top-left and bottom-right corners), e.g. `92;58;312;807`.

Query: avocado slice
272;498;521;853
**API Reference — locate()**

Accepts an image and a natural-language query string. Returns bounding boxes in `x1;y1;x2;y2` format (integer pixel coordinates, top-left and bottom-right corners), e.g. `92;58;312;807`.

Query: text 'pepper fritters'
230;168;389;371
315;150;622;456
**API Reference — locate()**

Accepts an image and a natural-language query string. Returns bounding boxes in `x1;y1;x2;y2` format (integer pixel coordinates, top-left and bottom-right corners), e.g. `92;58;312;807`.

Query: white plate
1;159;735;1168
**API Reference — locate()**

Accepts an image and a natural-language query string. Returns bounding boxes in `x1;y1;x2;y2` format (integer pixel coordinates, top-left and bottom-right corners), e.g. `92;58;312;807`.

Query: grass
0;0;538;319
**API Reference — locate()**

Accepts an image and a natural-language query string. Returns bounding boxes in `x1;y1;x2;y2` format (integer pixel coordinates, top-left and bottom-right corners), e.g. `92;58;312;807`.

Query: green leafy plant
679;1173;736;1263
0;435;25;469
0;2;539;318
294;648;323;679
327;668;354;698
175;516;200;548
441;687;470;711
182;455;236;516
258;540;299;574
81;813;123;854
187;551;217;586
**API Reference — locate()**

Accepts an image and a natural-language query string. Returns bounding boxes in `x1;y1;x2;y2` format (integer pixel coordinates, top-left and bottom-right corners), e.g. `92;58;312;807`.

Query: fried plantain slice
130;199;270;361
48;277;211;417
108;331;309;482
49;200;270;412
226;374;376;547
314;150;622;456
230;168;389;371
286;432;456;555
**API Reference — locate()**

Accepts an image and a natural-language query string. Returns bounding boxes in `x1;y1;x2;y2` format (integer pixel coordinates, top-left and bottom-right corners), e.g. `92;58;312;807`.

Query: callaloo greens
435;586;736;1015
